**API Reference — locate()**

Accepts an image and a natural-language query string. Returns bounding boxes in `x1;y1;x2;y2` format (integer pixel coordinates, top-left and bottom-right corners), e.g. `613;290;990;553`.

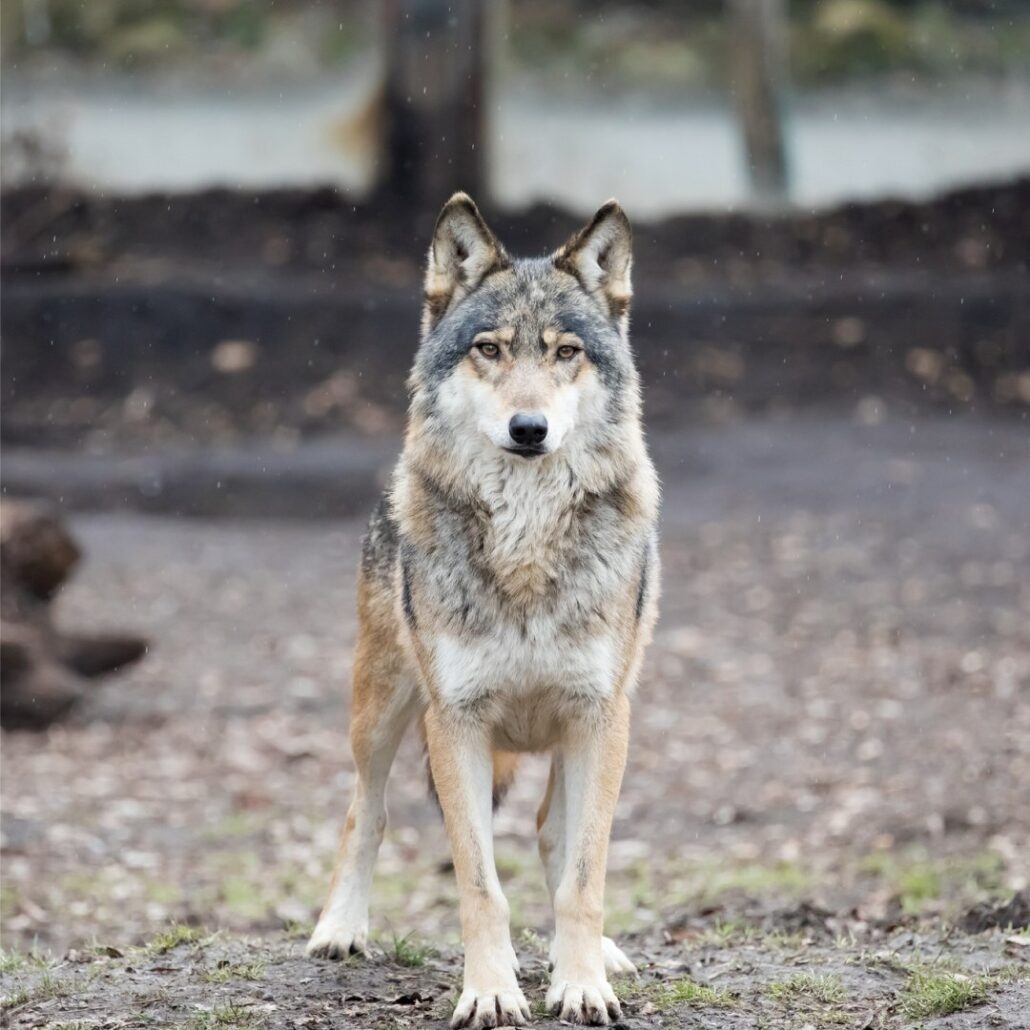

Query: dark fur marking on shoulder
635;542;650;621
361;496;400;581
401;554;417;629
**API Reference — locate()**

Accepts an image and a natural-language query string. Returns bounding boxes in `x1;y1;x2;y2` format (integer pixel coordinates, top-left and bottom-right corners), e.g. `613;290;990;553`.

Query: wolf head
408;193;640;475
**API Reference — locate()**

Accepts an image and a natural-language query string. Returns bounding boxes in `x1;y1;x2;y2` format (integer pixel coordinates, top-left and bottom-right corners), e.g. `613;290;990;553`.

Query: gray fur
361;497;399;584
308;200;658;1023
367;239;658;656
413;260;632;410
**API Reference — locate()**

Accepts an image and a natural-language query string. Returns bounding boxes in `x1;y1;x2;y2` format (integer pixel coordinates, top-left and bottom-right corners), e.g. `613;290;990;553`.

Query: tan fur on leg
308;573;419;959
538;755;635;978
424;704;530;1029
546;695;631;1024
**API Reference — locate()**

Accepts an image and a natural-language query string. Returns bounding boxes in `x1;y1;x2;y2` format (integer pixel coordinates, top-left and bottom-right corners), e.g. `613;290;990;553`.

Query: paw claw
452;987;531;1028
546;980;619;1026
306;923;368;960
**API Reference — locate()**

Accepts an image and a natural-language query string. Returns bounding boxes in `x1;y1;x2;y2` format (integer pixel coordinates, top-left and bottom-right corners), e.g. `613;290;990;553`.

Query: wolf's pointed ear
423;193;508;335
554;200;633;325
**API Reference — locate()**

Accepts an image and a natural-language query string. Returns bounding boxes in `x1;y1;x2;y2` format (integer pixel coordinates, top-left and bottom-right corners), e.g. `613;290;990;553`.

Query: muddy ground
2;920;1028;1030
2;414;1029;1027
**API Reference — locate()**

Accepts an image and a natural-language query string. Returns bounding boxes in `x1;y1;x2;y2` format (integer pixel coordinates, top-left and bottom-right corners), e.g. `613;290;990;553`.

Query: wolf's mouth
504;445;547;459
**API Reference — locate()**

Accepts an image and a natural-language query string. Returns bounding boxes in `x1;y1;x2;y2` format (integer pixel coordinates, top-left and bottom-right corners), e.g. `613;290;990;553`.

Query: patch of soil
1;919;1028;1029
960;890;1030;934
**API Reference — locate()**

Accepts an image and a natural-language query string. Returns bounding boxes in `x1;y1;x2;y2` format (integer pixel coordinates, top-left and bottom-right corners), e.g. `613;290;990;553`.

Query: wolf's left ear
423;192;509;335
554;200;633;325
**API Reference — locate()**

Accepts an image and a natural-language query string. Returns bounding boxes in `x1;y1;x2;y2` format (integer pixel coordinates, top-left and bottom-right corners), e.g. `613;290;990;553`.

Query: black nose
509;412;548;447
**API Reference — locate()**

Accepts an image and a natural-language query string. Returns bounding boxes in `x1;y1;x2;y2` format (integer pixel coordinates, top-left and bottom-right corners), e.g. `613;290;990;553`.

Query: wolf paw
450;986;532;1028
601;936;636;976
546;978;621;1025
305;920;368;960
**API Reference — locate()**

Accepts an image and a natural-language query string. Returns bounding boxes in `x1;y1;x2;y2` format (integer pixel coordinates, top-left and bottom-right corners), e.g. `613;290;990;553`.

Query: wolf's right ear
554;200;632;327
423;193;508;335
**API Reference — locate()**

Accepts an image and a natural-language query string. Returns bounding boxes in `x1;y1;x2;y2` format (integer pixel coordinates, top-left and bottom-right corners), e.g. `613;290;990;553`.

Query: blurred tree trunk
729;0;789;207
378;0;490;211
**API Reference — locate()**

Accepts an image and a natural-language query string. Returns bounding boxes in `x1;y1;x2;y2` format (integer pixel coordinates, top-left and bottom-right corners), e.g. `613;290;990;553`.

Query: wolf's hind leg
307;624;417;960
538;755;636;977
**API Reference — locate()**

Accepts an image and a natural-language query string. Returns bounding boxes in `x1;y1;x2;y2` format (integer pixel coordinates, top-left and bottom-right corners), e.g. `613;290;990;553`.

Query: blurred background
2;1;1029;1025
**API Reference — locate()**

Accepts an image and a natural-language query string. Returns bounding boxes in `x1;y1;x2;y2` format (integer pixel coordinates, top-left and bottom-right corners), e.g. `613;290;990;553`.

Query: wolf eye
556;344;580;360
476;342;500;358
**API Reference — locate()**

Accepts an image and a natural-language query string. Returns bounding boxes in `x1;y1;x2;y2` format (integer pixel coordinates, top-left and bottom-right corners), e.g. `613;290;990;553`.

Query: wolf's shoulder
361;494;400;582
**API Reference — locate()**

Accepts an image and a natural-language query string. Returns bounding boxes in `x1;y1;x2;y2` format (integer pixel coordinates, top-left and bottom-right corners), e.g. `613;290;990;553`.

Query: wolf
307;193;660;1027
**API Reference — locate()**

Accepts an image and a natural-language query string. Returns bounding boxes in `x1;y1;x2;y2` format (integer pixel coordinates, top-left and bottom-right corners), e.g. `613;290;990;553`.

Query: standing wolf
307;193;660;1027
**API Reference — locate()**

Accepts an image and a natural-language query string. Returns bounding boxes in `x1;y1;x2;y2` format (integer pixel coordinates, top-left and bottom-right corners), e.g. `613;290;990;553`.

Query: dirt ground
2;921;1028;1030
2;414;1029;1027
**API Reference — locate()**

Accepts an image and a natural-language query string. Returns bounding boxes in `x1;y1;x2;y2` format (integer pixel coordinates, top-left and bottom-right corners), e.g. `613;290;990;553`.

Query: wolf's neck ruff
399;441;647;609
463;452;599;604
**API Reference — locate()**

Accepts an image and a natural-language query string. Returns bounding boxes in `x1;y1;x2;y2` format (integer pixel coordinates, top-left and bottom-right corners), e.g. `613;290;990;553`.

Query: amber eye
476;342;500;358
556;344;580;360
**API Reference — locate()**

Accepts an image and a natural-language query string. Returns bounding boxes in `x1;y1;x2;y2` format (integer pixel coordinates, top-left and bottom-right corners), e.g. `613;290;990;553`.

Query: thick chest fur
475;460;618;604
396;461;656;729
411;466;645;630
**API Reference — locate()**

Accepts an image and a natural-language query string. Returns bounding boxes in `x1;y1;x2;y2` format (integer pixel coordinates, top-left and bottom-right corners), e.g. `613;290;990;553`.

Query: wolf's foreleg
546;693;630;1025
538;754;636;978
425;703;531;1030
307;655;417;960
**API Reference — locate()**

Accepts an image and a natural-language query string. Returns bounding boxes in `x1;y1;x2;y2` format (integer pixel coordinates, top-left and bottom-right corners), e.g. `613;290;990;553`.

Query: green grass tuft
901;969;992;1019
657;978;736;1009
0;985;32;1010
518;927;548;956
0;949;26;974
150;923;203;953
203;961;267;984
389;932;434;968
767;972;845;1004
282;920;313;940
188;1001;258;1028
0;971;79;1011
